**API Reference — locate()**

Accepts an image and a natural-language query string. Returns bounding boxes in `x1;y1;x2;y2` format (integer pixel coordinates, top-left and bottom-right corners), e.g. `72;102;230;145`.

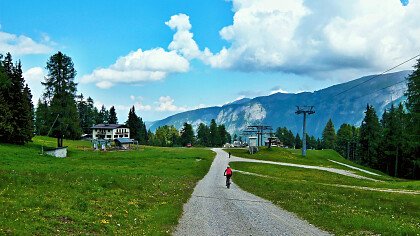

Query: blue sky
1;0;419;122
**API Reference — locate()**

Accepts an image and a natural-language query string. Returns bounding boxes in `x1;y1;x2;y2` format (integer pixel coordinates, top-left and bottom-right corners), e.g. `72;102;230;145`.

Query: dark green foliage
42;51;81;140
336;123;353;159
322;118;336;149
154;125;179;147
404;59;420;179
108;106;118;124
209;119;221;147
196;123;210;146
295;133;302;149
75;95;99;134
0;53;34;144
359;104;381;168
218;124;228;145
275;127;295;148
97;105;109;124
126;106;148;144
34;99;50;135
180;122;195;146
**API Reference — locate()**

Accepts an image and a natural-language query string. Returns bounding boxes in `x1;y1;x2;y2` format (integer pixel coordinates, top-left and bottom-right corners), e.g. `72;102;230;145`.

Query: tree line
282;60;419;179
0;53;34;144
147;119;231;147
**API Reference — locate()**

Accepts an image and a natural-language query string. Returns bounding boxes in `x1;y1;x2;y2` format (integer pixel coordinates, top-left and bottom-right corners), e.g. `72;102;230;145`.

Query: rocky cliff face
149;71;410;137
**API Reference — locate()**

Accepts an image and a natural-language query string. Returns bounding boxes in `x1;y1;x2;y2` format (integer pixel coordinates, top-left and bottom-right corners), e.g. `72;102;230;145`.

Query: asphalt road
174;148;330;236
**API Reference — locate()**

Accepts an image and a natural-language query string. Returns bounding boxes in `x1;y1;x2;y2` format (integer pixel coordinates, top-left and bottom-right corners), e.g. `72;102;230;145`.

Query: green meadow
0;136;214;235
228;147;420;235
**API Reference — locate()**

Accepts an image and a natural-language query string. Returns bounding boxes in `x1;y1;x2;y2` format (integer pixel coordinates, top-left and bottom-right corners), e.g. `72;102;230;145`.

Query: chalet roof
91;124;128;129
114;138;134;144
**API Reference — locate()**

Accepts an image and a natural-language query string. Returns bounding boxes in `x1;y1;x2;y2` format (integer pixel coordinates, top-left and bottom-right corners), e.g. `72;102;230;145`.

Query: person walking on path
224;165;233;188
228;152;231;158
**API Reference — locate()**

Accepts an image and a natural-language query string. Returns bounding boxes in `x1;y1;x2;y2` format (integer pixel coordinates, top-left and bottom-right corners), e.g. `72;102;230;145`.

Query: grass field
0;136;214;235
228;147;394;181
228;147;420;235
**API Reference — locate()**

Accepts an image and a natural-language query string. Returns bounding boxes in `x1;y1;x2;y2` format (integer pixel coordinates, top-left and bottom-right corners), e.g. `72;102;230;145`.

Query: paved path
328;159;381;176
228;154;380;181
174;148;330;236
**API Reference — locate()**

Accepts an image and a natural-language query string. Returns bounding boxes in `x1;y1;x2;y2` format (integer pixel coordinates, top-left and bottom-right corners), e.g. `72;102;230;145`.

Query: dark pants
226;174;232;185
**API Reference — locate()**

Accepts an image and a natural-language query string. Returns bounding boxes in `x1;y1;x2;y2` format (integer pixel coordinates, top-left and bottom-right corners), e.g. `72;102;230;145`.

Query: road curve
173;148;330;236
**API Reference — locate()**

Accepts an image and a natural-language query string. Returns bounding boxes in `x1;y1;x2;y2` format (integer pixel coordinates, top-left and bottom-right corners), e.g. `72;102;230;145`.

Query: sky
1;0;419;122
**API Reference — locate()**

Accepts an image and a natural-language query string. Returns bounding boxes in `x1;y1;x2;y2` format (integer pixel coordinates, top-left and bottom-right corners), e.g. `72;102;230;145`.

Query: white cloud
23;67;46;105
80;48;189;88
169;0;420;79
155;96;188;112
166;14;202;60
0;31;53;55
269;88;289;95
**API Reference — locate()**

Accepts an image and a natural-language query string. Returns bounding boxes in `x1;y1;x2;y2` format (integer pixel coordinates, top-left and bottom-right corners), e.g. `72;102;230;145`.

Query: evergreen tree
43;51;81;141
0;54;13;142
126;106;147;144
197;123;210;146
218;124;228;146
322;118;336;149
336;123;353;159
405;59;420;179
180;122;195;146
127;106;141;141
0;53;34;144
35;99;50;135
295;133;302;149
97;105;109;124
108;106;118;124
359;104;381;168
209;119;221;147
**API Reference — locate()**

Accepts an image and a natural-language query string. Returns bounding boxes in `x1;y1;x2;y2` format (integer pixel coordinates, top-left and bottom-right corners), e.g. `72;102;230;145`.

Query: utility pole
295;106;315;157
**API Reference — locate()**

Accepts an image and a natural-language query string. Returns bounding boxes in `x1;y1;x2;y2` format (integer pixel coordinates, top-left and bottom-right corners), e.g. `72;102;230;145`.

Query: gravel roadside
174;148;330;236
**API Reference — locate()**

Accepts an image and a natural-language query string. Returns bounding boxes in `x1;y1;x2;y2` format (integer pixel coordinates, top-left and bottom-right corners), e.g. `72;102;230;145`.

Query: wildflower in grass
100;219;109;224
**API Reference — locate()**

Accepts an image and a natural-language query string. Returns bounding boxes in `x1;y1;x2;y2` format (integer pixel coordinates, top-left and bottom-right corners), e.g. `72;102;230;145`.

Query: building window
106;135;111;139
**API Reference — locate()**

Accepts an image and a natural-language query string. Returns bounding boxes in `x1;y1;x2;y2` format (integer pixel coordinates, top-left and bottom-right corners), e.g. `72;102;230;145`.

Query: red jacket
225;167;232;176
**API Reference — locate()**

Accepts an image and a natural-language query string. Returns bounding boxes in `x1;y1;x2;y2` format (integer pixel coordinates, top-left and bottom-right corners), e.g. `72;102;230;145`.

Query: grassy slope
0;136;214;235
227;147;420;235
227;147;396;181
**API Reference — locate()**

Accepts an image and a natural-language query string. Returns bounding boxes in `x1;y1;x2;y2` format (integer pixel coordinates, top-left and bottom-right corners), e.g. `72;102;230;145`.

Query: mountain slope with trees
150;71;411;138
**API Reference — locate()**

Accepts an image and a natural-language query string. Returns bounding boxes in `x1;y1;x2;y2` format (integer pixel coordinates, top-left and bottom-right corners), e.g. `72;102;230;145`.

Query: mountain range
149;71;411;138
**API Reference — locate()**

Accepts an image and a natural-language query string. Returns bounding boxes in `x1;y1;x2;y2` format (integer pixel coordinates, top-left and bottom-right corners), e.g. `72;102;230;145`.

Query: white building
91;124;130;140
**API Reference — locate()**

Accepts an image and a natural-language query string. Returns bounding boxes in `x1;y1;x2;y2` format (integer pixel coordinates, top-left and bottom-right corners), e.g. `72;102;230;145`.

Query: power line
348;74;419;102
333;53;420;98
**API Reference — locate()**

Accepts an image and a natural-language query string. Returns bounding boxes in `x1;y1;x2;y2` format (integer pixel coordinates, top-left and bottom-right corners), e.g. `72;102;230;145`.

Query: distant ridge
149;71;411;137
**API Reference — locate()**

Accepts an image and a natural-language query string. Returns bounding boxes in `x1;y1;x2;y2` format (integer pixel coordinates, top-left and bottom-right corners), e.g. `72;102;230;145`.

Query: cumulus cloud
23;67;47;104
169;0;420;79
80;48;189;88
166;14;202;60
0;31;53;55
155;96;188;112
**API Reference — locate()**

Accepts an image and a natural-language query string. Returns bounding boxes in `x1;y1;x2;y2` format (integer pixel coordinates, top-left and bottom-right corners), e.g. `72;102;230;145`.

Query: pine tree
197;123;210;146
209;119;220;147
35;99;50;135
359;104;381;168
218;124;228;146
405;58;420;179
97;105;109;124
0;54;34;144
295;133;302;149
43;51;81;141
108;106;118;124
322;118;336;149
0;54;13;142
336;123;353;159
180;122;194;146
